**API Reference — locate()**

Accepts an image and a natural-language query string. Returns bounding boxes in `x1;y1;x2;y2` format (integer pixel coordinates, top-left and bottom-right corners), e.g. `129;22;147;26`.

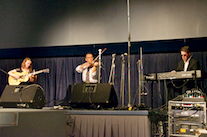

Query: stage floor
0;107;151;137
0;107;66;137
66;109;148;115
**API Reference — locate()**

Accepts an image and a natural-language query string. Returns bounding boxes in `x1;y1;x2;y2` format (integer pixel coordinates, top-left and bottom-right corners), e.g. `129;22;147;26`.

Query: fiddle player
8;57;37;85
76;53;99;83
168;46;200;100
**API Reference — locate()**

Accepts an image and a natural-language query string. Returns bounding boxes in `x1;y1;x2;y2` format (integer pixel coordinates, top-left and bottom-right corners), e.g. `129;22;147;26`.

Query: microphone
137;59;141;64
121;53;127;61
121;53;127;58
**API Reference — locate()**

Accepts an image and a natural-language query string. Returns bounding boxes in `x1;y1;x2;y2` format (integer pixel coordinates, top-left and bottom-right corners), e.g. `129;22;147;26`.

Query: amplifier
168;101;206;136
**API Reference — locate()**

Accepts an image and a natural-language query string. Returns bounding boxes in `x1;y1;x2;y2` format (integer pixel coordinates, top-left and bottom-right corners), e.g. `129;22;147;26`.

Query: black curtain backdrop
0;51;206;108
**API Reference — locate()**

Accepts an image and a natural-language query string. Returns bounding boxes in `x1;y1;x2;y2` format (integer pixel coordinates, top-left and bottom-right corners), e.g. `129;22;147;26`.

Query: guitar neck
27;70;44;76
33;70;44;75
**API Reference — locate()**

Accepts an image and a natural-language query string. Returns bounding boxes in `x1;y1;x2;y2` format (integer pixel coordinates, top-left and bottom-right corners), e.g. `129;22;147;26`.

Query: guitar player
8;57;37;85
168;46;200;100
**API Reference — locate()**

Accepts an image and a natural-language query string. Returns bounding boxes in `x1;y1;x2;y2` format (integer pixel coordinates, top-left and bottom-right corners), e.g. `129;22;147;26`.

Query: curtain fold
67;114;151;137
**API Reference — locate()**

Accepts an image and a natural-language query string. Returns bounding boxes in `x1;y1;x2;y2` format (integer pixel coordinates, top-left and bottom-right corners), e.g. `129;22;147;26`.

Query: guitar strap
0;69;9;75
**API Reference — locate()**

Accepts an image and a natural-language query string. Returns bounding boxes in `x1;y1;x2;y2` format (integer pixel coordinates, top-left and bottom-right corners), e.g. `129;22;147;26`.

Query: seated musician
76;53;99;83
168;46;200;100
8;57;37;85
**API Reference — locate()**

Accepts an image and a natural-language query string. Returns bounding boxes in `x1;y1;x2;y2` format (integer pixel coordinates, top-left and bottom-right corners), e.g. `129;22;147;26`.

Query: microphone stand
127;0;131;108
139;47;144;106
120;54;126;107
108;54;116;85
138;47;144;106
134;47;148;110
98;49;102;83
193;70;198;89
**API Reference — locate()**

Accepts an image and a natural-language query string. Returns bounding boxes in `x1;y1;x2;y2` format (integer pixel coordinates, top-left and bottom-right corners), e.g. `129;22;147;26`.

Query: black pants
168;79;197;100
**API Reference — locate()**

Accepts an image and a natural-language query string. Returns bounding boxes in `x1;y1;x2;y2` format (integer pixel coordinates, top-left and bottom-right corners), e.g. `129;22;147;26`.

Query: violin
89;60;98;68
83;48;106;69
88;48;107;68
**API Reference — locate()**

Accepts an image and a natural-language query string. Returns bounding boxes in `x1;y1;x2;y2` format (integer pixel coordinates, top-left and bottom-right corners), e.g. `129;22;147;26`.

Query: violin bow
92;48;107;63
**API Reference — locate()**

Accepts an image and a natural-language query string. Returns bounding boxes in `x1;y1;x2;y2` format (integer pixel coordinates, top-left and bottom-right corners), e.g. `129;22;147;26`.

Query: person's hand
170;70;176;73
14;75;21;79
84;62;91;68
29;75;35;82
93;61;99;67
30;75;35;78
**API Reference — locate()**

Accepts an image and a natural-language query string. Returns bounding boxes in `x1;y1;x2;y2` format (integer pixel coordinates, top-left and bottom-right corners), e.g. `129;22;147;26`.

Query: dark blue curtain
0;51;206;108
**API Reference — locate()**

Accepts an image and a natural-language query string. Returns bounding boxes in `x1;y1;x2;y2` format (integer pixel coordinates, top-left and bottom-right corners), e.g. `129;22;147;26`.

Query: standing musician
168;46;200;100
76;53;99;83
8;57;37;85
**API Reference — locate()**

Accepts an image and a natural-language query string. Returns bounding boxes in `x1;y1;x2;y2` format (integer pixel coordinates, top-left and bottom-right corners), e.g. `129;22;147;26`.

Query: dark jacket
176;57;200;71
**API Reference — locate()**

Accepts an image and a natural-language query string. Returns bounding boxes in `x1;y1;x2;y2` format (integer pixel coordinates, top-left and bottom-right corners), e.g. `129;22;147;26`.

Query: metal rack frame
168;101;206;137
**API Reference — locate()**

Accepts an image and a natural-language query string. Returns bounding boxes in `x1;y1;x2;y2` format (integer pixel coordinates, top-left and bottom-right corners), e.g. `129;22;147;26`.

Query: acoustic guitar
8;68;49;85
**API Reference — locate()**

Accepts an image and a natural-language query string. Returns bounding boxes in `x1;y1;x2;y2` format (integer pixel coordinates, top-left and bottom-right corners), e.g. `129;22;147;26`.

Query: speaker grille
0;84;46;109
70;83;118;108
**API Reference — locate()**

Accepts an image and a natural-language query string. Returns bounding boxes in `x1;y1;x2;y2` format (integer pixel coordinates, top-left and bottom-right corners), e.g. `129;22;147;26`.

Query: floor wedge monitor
0;84;46;109
70;83;118;108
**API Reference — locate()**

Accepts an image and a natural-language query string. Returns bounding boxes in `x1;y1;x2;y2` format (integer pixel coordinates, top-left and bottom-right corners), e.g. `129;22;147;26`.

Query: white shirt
183;56;192;71
76;65;98;83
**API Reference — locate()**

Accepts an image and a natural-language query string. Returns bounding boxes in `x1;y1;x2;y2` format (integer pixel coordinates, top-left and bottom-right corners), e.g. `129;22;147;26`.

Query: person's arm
191;60;200;70
186;58;200;71
175;60;184;71
76;65;83;73
8;69;21;79
76;62;91;73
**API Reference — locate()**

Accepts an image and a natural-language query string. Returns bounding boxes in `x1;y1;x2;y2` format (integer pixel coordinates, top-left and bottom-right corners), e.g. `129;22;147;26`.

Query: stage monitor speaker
70;83;118;108
0;84;46;109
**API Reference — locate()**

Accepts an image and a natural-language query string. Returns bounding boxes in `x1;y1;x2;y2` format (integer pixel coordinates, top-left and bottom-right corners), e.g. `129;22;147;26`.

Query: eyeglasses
181;54;187;57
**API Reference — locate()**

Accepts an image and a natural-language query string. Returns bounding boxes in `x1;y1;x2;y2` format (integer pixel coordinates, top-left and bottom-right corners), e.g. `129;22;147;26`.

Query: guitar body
8;71;29;85
8;68;49;85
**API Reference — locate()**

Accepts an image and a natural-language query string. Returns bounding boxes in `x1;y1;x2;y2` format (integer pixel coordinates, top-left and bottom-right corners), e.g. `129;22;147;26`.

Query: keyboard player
168;46;200;100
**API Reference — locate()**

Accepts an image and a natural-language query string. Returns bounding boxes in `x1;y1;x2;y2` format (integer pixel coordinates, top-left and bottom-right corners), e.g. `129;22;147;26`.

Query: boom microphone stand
127;0;131;108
